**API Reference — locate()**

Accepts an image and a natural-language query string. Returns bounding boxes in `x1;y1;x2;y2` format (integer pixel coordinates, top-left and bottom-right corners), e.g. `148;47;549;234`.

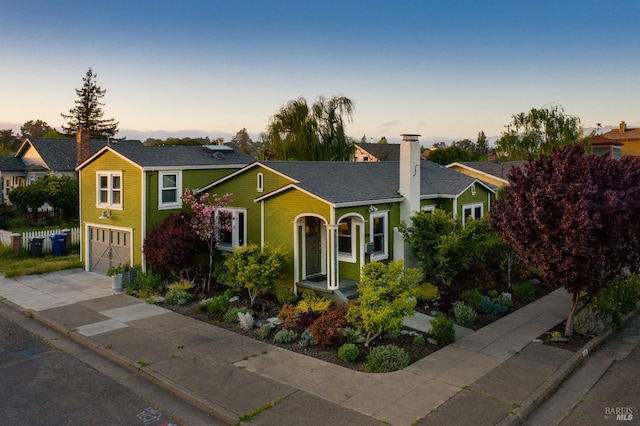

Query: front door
305;217;322;276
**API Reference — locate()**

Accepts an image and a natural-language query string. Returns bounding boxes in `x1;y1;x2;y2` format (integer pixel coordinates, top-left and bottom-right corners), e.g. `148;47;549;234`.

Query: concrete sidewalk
0;269;587;425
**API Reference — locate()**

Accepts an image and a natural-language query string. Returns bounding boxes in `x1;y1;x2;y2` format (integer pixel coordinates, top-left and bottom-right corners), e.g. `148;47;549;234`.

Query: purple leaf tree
490;145;640;335
182;188;233;291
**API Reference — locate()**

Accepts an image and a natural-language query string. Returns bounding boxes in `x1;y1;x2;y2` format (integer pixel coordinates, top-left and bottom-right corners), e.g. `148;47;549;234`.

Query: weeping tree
495;104;590;161
263;96;355;161
490;145;640;335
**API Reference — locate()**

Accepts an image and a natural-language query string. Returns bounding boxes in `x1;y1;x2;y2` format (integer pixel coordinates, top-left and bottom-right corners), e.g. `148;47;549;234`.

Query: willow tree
264;96;355;161
495;104;589;161
61;68;119;138
490;145;640;335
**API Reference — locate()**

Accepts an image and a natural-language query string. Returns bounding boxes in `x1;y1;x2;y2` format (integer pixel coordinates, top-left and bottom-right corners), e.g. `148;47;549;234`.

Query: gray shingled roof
107;141;255;168
261;160;482;205
453;161;526;180
355;143;401;161
0;156;26;171
26;138;111;171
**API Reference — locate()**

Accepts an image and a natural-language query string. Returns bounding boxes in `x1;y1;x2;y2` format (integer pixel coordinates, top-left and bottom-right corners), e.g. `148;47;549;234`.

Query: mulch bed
156;281;593;371
160;291;440;371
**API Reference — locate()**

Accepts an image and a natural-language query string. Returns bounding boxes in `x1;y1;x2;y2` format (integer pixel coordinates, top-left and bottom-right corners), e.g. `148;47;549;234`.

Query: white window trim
462;202;484;226
256;172;264;192
471;183;476;195
422;205;436;214
216;208;247;252
158;171;182;210
370;211;389;261
96;171;123;210
338;217;356;263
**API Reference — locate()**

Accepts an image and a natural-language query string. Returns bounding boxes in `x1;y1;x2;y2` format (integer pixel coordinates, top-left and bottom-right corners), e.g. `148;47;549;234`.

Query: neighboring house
76;139;254;274
601;121;640;156
590;134;623;159
446;161;526;188
0;156;27;204
199;135;494;301
0;133;110;204
353;143;401;162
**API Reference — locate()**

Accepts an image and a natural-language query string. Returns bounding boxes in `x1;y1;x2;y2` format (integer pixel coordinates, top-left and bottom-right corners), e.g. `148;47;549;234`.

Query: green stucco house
76;138;254;274
199;135;495;300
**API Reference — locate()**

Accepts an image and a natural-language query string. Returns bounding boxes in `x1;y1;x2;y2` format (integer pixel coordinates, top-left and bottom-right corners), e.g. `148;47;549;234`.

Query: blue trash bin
50;233;68;256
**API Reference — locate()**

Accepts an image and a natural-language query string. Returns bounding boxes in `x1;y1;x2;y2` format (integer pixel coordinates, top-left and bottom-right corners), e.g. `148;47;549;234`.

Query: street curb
0;298;239;425
500;307;640;425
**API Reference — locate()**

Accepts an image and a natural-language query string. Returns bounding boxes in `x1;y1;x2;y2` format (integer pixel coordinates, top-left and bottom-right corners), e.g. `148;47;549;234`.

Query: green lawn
0;245;83;278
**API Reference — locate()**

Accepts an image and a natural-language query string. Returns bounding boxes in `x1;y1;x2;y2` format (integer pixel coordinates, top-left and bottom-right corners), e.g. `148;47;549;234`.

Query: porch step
340;284;359;301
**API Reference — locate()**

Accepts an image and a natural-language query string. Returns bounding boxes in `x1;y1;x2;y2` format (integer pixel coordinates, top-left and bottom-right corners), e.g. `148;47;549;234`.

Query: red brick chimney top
76;127;91;166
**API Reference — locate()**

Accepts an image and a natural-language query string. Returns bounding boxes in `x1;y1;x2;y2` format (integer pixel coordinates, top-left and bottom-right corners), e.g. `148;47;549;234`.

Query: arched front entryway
294;215;328;286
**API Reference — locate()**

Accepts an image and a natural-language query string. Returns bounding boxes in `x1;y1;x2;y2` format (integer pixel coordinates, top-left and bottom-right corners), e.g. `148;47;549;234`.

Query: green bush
573;305;609;336
478;295;509;315
414;283;440;303
127;271;163;297
298;329;315;347
460;288;482;310
273;328;298;343
164;289;192;305
198;291;235;317
366;345;410;372
453;301;477;326
338;343;360;362
224;307;253;323
429;313;455;345
255;324;272;339
342;327;365;344
413;334;426;346
513;281;535;303
590;275;640;330
277;288;299;305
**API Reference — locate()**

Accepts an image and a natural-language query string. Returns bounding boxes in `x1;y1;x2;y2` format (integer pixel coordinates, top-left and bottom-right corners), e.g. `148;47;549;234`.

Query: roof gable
17;138;111;172
355;143;401;161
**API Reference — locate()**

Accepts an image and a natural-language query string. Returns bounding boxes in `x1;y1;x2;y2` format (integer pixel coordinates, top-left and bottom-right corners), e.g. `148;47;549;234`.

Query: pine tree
61;68;119;138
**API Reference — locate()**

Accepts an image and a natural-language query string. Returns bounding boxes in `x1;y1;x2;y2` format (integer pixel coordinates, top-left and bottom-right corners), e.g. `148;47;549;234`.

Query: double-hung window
158;171;182;210
97;171;122;209
338;217;355;262
370;211;388;260
462;203;483;226
216;208;247;251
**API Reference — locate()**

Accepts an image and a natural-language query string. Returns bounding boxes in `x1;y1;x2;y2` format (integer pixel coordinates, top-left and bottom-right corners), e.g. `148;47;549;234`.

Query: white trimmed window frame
462;202;483;226
370;211;389;261
158;171;182;210
338;217;356;263
422;205;436;214
256;172;264;192
96;171;123;209
216;208;247;252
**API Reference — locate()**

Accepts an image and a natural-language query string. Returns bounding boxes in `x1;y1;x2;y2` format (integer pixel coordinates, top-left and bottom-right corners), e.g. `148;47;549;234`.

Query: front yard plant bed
143;278;561;372
159;292;440;371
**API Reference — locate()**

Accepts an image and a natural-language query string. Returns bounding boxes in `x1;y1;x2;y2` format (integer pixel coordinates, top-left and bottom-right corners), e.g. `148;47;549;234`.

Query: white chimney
399;134;421;225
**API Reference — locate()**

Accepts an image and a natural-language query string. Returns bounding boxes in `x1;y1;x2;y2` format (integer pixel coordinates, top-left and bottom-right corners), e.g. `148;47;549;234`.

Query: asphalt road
0;304;221;426
525;311;640;425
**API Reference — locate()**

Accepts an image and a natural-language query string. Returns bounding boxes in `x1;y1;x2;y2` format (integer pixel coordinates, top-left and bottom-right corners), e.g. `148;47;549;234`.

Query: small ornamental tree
143;213;201;277
221;243;287;306
346;260;420;347
182;188;232;291
490;145;640;335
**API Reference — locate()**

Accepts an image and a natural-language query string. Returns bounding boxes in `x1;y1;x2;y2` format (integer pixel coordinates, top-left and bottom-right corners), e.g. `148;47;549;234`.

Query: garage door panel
89;227;132;274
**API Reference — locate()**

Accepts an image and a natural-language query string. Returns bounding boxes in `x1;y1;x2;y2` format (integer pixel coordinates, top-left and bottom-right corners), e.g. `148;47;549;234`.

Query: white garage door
88;226;132;274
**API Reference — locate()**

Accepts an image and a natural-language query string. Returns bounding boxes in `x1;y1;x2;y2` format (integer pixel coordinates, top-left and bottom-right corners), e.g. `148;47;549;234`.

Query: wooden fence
0;227;80;253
